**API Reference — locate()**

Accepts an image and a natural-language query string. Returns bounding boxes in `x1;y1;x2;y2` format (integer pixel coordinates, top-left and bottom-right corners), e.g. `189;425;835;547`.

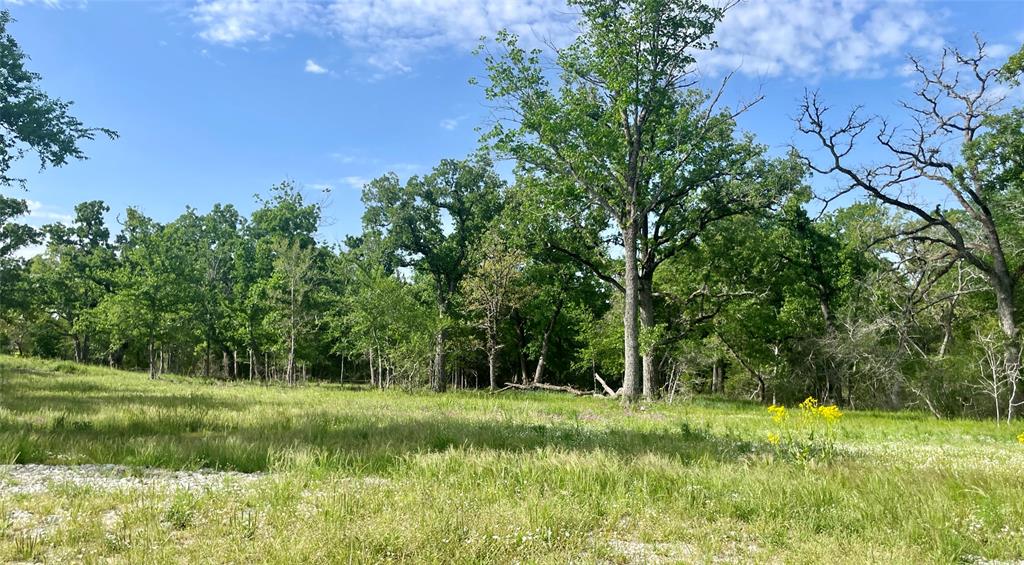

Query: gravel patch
607;539;698;564
0;464;260;495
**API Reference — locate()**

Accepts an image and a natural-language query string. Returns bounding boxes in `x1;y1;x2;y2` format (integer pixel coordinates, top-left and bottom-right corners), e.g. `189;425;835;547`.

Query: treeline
0;3;1022;420
0;154;1018;420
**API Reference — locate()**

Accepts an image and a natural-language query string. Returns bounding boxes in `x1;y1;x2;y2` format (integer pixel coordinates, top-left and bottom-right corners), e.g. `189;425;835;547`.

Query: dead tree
798;38;1023;419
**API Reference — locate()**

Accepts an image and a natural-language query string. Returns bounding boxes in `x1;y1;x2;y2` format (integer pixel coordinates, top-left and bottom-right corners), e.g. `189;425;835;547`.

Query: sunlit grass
1;354;1023;563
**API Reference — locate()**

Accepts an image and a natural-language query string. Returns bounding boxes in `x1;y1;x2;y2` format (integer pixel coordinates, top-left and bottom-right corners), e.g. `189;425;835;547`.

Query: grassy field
1;355;1023;563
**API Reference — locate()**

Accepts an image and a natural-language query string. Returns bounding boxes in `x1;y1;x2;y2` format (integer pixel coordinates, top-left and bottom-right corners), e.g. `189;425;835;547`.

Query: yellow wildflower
767;432;781;446
817;405;843;424
799;397;818;413
767;404;788;423
1018;432;1024;445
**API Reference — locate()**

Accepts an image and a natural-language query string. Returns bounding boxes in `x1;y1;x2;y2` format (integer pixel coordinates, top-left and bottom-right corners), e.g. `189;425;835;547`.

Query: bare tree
798;38;1024;418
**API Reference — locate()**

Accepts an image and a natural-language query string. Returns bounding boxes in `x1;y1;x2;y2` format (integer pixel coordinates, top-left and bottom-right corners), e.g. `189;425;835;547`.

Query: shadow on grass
0;415;755;473
0;370;757;474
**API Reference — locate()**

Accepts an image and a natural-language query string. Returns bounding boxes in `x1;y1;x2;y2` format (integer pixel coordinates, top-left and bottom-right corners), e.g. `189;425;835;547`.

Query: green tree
0;10;115;188
464;229;526;390
32;201;115;362
245;182;324;380
479;0;797;400
362;155;505;392
0;10;114;354
266;238;317;384
0;197;37;332
101;209;197;378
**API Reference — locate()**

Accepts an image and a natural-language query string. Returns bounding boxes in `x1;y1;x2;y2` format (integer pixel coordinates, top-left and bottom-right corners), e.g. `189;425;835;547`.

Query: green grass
1;354;1023;563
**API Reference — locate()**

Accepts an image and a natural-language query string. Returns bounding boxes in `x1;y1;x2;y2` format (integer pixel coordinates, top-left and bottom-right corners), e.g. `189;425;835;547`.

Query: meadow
1;355;1023;563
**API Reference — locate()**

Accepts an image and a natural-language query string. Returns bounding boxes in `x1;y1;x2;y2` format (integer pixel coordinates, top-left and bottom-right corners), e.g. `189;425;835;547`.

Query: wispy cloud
304;58;329;74
439;116;466;130
3;0;78;8
13;243;45;260
192;0;322;44
329;152;381;165
341;175;370;190
192;0;576;76
24;200;73;224
191;0;949;79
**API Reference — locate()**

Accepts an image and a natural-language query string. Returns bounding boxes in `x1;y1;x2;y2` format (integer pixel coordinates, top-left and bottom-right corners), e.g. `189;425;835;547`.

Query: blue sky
4;0;1023;248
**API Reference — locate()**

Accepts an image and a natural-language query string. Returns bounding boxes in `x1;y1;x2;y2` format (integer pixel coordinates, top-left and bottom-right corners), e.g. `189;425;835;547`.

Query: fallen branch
499;382;593;396
594;373;619;397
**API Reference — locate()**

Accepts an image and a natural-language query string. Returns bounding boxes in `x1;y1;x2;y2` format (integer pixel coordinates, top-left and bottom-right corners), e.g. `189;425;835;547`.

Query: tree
479;0;797;400
266;238;317;384
246;182;324;381
798;39;1024;419
101;209;197;378
0;10;115;188
0;196;37;326
362;155;505;392
464;230;526;390
32;201;115;362
174;205;245;377
0;10;114;334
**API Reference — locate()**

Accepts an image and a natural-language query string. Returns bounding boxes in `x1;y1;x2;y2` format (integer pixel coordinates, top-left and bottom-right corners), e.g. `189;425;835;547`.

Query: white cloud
192;0;575;75
985;43;1015;61
703;0;946;77
342;175;370;190
192;0;323;44
191;0;947;78
304;58;328;74
13;243;45;260
24;200;72;223
439;116;465;130
2;0;74;7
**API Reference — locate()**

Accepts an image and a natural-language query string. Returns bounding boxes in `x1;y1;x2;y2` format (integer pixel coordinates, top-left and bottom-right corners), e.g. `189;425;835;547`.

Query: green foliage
0;10;116;188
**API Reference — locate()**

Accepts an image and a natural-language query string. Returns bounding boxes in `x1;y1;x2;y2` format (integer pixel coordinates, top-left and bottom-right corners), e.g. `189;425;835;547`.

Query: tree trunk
993;275;1022;420
368;349;376;387
621;219;641;402
639;279;657;400
513;311;529;384
433;326;448;392
286;331;296;385
711;359;725;394
532;300;564;385
488;349;498;391
819;296;843;406
148;341;156;379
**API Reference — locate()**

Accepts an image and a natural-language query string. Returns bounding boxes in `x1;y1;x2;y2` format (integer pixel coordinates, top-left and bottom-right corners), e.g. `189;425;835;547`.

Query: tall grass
1;355;1023;563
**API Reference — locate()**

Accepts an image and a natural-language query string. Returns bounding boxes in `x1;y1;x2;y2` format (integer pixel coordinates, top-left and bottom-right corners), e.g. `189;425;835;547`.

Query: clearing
0;355;1023;563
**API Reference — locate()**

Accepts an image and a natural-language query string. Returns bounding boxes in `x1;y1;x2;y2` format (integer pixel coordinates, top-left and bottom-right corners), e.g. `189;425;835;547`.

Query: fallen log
593;373;619;397
499;382;593;396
